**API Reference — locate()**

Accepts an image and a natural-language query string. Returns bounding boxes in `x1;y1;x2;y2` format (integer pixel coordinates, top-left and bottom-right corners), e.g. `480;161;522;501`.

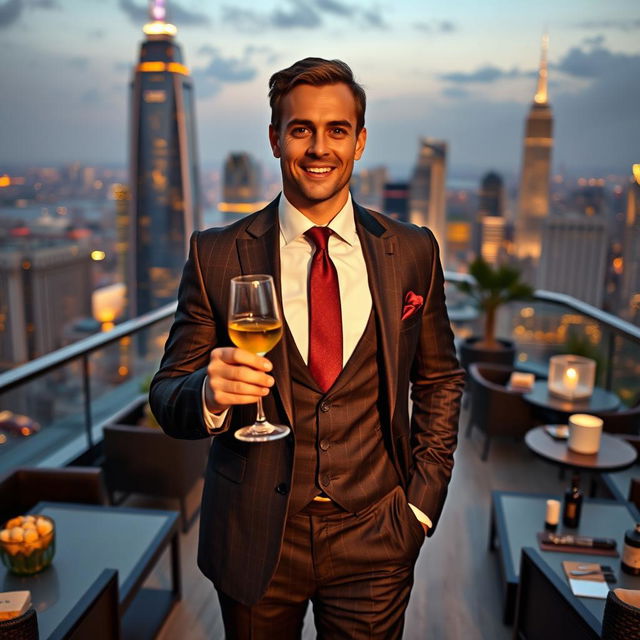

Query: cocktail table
1;503;180;640
524;380;621;421
489;491;640;624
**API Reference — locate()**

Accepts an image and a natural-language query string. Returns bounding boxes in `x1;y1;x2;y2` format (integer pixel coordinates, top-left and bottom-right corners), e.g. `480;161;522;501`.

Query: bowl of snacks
0;515;55;575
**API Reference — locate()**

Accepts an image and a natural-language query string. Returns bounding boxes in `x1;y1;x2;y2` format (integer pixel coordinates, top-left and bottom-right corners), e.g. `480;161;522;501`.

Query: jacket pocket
211;441;246;483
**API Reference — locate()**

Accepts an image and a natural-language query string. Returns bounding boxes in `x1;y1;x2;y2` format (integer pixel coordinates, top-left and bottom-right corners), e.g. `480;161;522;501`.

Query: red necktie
305;226;342;392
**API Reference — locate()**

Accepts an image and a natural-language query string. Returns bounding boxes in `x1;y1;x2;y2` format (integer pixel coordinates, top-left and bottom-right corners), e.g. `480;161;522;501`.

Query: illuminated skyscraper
621;165;640;322
219;153;263;214
537;215;608;307
128;0;201;316
474;171;507;264
516;35;553;260
409;139;448;263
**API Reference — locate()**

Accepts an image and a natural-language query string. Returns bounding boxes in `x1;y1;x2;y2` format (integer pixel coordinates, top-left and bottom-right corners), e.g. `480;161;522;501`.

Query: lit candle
563;366;578;393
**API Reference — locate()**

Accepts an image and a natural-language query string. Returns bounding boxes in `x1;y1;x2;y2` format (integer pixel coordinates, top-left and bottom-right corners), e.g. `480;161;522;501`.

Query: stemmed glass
228;274;290;442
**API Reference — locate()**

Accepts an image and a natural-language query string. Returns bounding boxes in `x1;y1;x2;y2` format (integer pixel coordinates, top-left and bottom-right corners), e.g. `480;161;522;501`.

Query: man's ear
268;124;281;159
354;127;367;161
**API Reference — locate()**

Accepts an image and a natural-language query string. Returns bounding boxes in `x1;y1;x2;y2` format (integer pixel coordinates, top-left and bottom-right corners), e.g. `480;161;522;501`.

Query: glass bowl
0;515;55;575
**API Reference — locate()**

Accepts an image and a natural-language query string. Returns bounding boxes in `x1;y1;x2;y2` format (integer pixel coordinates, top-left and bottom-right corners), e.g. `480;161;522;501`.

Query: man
150;57;464;638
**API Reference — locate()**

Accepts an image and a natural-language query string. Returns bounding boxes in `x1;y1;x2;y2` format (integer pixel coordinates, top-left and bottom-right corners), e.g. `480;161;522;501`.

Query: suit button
275;483;289;495
321;474;331;487
320;401;331;413
319;439;330;451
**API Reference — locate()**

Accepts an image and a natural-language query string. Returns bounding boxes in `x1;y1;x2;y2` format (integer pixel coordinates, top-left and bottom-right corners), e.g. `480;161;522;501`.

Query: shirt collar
278;192;357;246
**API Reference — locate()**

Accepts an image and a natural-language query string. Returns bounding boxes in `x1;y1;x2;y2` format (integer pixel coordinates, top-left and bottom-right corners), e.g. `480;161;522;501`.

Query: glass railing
0;304;175;474
445;274;640;407
1;275;638;476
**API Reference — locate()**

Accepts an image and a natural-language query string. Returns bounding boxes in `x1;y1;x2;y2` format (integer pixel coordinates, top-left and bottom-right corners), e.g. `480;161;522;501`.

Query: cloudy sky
0;0;638;179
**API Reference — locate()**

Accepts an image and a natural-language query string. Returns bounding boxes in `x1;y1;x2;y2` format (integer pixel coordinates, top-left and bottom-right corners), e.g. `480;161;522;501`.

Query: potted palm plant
455;256;534;368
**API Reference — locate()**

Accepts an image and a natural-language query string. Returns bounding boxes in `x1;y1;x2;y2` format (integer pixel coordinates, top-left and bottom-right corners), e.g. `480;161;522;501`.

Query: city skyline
0;0;639;178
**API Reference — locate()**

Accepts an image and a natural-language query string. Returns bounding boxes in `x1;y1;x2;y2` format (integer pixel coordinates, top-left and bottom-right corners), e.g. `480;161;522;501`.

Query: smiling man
150;58;464;639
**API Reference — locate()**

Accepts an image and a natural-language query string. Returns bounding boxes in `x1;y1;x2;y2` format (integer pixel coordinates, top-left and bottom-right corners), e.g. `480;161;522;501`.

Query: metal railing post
82;354;94;449
605;331;616;392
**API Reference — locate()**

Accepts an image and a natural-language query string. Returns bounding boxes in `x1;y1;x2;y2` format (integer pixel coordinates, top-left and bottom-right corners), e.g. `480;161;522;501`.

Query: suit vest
287;311;400;515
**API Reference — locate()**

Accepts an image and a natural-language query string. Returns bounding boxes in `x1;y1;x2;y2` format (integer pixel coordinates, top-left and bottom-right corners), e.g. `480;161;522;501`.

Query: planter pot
459;337;516;370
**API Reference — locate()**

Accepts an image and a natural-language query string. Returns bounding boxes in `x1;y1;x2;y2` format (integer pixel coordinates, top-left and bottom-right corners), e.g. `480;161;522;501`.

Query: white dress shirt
201;192;431;529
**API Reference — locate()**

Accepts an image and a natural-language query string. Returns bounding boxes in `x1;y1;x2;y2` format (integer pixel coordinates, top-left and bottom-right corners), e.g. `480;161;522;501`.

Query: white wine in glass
228;274;290;442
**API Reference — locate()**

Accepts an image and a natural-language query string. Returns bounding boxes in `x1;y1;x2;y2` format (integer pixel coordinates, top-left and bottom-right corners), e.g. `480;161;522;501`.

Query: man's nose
307;133;328;156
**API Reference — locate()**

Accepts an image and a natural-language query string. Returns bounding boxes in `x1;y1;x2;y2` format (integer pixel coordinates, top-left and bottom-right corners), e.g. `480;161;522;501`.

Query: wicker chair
0;608;38;640
466;362;544;460
602;589;640;640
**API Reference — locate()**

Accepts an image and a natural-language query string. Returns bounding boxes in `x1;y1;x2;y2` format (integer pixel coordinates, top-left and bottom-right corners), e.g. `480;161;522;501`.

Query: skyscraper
474;171;507;264
0;241;92;368
128;0;201;316
219;153;263;214
621;165;640;322
536;215;608;307
409;139;448;264
516;35;554;260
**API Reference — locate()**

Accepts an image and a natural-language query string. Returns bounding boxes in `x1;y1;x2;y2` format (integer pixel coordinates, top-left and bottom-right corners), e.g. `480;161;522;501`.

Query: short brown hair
268;57;366;133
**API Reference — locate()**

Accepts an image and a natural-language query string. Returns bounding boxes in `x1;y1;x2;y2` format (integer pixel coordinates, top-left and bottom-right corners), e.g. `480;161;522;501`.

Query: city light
91;250;106;261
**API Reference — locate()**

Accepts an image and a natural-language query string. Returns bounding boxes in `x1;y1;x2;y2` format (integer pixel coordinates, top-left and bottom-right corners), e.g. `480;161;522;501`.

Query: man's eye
291;127;309;137
331;128;347;136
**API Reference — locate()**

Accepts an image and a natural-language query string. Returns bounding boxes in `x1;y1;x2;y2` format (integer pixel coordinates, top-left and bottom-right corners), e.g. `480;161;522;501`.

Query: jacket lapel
354;203;402;421
235;198;294;429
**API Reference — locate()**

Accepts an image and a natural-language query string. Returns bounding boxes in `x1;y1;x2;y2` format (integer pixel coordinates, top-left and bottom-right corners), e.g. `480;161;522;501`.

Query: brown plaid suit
149;197;464;626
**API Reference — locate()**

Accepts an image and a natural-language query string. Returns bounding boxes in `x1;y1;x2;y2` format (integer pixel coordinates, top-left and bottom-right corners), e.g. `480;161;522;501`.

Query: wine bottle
562;473;583;528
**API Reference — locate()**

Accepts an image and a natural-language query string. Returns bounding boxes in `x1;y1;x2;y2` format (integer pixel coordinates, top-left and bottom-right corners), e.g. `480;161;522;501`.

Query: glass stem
256;396;267;424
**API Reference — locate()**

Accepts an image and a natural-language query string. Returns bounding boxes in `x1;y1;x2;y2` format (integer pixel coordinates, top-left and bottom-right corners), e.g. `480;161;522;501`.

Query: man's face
269;82;367;220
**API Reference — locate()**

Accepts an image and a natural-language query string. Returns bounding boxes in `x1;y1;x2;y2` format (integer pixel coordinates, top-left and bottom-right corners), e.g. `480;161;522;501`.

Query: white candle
546;499;561;525
568;413;603;454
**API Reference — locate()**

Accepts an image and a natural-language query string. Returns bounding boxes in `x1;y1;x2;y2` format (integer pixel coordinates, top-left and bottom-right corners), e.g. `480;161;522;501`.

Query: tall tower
409;138;448;265
516;34;553;260
128;0;201;316
475;172;506;265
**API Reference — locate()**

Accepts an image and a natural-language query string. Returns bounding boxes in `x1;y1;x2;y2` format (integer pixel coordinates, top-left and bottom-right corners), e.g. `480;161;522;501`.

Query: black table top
492;491;640;630
1;503;179;640
525;426;637;472
524;381;621;416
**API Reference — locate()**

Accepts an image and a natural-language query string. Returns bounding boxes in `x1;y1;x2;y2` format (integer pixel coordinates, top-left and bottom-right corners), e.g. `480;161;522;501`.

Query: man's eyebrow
285;119;353;129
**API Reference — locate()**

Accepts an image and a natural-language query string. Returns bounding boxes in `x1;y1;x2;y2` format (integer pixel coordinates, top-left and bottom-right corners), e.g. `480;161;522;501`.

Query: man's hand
205;347;274;414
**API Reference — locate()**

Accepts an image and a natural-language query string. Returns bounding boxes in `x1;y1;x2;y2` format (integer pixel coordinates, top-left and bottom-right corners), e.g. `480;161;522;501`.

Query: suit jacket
149;197;465;605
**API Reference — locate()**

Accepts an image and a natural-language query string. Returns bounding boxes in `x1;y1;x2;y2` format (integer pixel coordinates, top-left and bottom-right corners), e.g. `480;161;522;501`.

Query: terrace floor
138;410;575;640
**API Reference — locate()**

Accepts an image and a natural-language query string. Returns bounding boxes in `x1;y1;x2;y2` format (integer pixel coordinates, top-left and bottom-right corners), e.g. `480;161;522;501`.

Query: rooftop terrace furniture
0;466;108;525
0;607;39;640
512;547;600;640
52;568;121;640
102;421;209;532
601;588;640;640
467;362;544;460
592;403;640;435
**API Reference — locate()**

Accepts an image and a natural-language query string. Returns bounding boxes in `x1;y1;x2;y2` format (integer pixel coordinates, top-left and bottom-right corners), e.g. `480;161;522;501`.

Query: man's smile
303;166;335;176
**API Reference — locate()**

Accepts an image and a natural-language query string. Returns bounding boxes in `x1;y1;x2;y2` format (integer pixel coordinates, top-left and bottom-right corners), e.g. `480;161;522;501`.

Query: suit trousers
217;485;425;639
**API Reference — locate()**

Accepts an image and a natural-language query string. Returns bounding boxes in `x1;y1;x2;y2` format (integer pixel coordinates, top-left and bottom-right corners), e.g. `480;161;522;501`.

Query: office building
0;241;92;368
474;172;506;264
382;182;410;222
536;214;608;307
409;139;448;263
516;35;554;260
351;167;388;211
621;165;640;323
219;153;264;214
128;0;202;316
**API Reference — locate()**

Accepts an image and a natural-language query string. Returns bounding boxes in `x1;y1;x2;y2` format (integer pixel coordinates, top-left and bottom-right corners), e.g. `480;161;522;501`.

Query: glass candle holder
0;515;55;575
547;354;596;401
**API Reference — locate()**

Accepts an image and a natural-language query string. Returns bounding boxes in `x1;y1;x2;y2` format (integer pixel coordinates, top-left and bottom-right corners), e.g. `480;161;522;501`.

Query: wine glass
228;274;290;442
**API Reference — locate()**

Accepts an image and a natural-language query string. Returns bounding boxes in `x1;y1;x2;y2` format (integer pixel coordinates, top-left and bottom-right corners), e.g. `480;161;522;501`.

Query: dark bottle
562;474;583;528
622;524;640;575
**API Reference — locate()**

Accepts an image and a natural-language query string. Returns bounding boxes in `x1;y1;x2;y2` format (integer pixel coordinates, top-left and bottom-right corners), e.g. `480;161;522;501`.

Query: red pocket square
401;291;424;321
